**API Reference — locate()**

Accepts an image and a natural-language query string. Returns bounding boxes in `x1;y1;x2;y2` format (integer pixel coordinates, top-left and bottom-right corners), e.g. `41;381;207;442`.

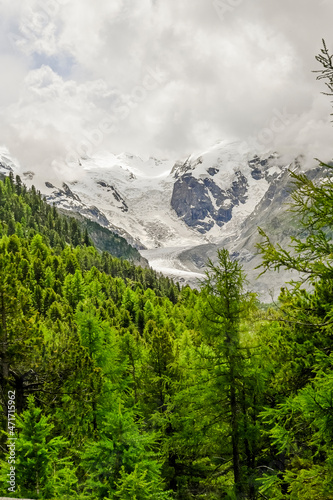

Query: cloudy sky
1;0;333;175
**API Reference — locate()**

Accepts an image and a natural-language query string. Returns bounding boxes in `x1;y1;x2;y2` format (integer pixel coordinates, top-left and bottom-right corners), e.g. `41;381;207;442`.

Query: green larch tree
199;248;258;498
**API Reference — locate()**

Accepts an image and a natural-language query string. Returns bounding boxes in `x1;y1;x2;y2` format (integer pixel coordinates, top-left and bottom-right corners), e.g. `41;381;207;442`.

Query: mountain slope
0;151;148;267
0;142;320;299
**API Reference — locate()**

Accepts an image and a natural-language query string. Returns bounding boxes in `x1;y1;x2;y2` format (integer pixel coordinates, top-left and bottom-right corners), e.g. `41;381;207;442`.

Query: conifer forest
1;42;333;500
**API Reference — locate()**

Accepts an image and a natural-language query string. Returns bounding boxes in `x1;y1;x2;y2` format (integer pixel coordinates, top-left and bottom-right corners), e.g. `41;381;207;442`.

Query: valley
0;141;321;300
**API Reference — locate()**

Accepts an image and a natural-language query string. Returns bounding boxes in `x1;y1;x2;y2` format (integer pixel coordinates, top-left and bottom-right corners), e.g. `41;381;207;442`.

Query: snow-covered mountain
0;141;314;300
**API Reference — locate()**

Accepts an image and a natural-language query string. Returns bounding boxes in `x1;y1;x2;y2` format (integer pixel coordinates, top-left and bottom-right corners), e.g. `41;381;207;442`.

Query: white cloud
1;0;333;176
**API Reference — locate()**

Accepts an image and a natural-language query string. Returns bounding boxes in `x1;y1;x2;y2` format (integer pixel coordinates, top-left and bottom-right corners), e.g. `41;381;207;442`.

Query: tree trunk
242;386;256;499
1;292;9;381
230;365;242;497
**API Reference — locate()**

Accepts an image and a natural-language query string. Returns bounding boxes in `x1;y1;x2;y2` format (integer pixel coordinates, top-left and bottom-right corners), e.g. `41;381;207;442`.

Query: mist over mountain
1;139;325;300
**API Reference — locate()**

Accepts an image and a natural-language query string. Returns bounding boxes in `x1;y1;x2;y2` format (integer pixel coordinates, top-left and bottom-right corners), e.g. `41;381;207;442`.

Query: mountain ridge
0;142;322;299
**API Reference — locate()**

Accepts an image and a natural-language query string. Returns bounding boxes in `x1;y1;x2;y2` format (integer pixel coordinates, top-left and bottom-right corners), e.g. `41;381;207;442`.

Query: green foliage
254;41;333;499
0;395;77;499
81;405;172;500
3;50;333;499
314;39;333;100
78;216;146;264
0;176;183;498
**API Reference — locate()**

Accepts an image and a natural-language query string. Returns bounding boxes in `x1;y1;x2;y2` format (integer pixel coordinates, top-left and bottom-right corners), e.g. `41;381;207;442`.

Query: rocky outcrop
62;183;81;202
22;171;35;180
0;161;13;180
97;181;128;212
171;170;248;233
45;182;81;202
248;154;280;182
170;151;285;234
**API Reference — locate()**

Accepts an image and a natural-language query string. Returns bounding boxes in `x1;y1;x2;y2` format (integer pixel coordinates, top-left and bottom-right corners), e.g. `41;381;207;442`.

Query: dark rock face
80;205;111;227
97;181;128;212
0;161;12;171
248;156;265;180
45;182;81;202
45;181;81;204
62;183;81;202
171;175;213;233
207;167;219;176
0;161;13;180
22;171;35;180
251;167;263;180
171;170;248;233
171;156;203;179
248;154;281;181
230;171;248;202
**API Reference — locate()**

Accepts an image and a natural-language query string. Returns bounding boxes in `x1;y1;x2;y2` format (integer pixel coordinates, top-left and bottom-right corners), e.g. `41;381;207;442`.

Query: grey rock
96;180;128;212
0;161;13;172
207;167;219;176
62;183;81;202
171;169;248;232
22;171;35;180
79;205;111;227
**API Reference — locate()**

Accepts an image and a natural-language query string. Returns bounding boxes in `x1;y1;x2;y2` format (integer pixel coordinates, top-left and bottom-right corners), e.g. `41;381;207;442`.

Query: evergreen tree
0;395;77;499
198;249;257;498
81;402;172;500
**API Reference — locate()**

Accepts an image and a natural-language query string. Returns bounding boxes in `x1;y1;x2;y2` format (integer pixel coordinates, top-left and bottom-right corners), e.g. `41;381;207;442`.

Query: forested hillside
1;156;333;499
1;41;333;499
0;170;147;266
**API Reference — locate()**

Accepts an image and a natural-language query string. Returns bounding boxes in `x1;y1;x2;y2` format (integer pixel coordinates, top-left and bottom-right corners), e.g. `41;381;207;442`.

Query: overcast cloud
1;0;333;175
